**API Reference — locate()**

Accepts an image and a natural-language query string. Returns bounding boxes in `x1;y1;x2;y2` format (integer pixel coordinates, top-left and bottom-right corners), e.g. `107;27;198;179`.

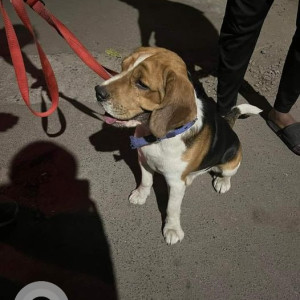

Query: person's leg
217;0;274;115
269;0;300;128
267;1;300;155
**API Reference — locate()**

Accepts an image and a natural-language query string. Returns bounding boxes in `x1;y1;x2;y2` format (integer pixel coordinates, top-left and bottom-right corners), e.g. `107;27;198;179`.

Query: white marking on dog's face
101;54;153;87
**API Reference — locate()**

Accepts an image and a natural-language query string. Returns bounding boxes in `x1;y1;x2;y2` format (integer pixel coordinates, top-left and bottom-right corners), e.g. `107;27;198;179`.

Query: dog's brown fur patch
181;124;212;181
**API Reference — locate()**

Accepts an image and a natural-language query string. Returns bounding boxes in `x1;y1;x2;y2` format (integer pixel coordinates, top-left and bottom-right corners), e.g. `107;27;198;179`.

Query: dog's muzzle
95;85;110;102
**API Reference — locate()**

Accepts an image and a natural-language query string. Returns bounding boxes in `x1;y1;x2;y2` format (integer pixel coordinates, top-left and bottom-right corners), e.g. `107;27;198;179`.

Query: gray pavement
0;0;299;299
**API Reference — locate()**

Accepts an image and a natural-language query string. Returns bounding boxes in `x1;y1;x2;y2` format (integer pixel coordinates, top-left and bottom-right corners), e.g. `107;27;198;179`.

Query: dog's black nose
95;85;110;102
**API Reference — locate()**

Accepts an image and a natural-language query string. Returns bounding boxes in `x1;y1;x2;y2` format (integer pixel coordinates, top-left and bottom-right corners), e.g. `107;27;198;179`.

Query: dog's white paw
163;225;184;245
213;176;231;193
129;187;150;205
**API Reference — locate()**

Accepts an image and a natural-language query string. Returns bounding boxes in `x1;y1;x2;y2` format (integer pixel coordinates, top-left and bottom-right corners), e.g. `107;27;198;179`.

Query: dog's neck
130;90;203;149
129;119;197;149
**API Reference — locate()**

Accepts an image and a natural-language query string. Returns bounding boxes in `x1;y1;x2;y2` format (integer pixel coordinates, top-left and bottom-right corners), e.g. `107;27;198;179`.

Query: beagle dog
95;47;261;245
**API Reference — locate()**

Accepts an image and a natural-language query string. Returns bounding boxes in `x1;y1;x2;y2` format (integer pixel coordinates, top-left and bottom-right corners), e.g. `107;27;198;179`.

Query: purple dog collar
130;119;197;149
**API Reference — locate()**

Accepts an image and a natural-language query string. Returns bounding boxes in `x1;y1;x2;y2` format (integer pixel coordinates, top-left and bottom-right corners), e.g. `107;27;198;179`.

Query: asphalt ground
0;0;299;299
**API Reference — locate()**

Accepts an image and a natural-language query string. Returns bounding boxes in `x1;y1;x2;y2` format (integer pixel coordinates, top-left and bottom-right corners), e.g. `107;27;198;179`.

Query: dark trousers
217;0;300;115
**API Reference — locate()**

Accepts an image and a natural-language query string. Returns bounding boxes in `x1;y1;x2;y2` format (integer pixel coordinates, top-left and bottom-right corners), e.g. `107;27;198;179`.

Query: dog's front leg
129;161;154;205
163;178;186;245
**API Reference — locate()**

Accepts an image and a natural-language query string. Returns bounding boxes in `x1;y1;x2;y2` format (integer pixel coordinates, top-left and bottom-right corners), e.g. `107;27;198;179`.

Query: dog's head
95;47;197;138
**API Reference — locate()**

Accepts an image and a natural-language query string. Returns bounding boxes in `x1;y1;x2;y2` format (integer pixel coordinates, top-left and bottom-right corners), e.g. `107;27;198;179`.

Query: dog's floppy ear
149;71;197;138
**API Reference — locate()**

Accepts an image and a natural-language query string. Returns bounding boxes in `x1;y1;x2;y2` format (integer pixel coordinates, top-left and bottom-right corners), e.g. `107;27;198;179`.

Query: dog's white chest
138;137;188;175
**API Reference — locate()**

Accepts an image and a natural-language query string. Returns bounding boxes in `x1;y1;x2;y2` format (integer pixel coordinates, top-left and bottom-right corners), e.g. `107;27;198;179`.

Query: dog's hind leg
212;147;242;194
213;164;240;193
129;161;154;205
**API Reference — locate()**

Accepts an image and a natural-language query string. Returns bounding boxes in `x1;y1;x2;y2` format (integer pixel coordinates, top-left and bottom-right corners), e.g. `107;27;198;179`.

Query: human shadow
120;0;219;79
0;25;103;137
0;141;118;300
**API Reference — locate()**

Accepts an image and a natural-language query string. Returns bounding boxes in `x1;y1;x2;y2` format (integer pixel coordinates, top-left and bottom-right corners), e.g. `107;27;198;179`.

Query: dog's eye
136;80;149;90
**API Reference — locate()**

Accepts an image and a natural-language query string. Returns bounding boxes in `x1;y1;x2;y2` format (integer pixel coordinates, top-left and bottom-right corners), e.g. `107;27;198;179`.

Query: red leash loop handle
0;0;58;117
0;0;113;117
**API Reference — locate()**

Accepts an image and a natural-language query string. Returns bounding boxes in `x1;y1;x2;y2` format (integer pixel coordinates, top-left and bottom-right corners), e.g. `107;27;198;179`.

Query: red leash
0;0;115;117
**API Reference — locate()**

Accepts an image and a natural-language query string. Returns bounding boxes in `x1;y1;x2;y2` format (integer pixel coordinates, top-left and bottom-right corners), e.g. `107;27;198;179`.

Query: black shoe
0;200;18;228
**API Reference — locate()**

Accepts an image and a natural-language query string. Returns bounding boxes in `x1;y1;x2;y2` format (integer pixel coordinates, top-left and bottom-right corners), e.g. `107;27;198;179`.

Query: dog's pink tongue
104;116;117;124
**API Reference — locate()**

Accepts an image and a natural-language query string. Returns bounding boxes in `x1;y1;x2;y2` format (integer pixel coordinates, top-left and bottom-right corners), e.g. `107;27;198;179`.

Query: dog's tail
224;104;262;127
